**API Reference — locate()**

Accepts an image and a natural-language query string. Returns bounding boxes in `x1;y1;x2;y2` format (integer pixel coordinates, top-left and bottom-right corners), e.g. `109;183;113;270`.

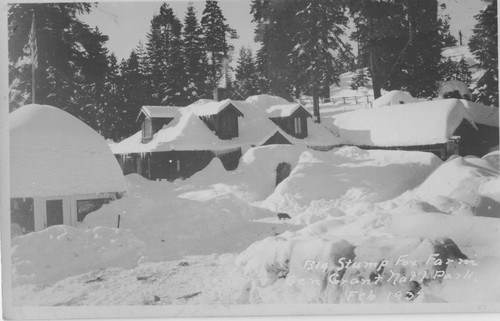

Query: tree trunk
312;84;320;123
369;47;382;99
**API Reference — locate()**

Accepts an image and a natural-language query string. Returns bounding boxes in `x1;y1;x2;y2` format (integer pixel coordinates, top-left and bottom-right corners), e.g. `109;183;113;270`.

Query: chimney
213;58;230;101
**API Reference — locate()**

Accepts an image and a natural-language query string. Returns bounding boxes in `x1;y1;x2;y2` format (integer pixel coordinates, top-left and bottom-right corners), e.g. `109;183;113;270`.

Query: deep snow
10;145;500;306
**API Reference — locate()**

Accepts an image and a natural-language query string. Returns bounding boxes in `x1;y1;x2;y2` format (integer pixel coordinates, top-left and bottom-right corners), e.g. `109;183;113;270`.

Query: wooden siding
263;131;293;145
270;116;308;139
199;106;241;139
115;149;243;181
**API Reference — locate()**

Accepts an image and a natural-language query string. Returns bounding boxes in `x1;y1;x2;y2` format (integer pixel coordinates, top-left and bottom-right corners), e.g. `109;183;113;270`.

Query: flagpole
30;12;36;104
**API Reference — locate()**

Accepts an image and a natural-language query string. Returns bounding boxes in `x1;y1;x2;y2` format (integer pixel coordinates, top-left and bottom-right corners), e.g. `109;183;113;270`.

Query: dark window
77;198;112;222
11;198;35;235
46;199;64;227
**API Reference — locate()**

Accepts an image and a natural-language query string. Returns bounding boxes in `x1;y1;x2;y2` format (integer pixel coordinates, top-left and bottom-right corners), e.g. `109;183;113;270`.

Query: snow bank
331;99;476;147
11;225;145;286
373;90;418;108
414;154;500;217
10;104;127;197
262;147;442;220
236;208;500;304
83;174;293;262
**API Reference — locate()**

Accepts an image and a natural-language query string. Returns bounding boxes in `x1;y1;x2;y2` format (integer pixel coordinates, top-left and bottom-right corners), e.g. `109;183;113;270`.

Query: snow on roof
190;99;243;117
139;106;182;120
10;104;127;198
332;99;476;147
266;104;311;118
438;80;472;99
112;107;235;153
245;94;290;109
373;90;418;108
114;94;341;154
460;99;499;128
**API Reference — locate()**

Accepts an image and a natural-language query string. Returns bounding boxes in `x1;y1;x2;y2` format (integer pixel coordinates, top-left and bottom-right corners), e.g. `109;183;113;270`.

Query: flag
29;13;38;69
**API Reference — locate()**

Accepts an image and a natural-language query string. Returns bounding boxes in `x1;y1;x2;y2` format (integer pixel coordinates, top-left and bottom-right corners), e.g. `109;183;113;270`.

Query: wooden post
117;214;121;228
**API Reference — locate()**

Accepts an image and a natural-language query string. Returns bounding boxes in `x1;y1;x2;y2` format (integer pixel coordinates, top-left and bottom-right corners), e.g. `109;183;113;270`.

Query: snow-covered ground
11;145;500;306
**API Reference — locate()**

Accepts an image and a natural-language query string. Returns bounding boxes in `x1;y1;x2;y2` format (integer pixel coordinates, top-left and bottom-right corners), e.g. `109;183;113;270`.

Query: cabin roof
10;104;127;197
137;106;182;122
460;99;499;128
266;104;312;118
332;99;477;147
190;99;244;117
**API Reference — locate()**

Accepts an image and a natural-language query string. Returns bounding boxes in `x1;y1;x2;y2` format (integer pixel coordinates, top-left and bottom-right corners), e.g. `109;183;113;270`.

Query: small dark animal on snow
277;213;291;220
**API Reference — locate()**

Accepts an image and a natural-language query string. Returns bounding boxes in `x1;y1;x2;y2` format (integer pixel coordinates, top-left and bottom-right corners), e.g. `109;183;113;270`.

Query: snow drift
11;225;145;286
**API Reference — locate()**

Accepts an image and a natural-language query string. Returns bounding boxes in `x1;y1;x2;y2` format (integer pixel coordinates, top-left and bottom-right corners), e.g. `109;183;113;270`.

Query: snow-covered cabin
112;94;341;181
332;99;480;159
266;104;312;139
373;90;418;108
113;106;241;181
9;105;127;235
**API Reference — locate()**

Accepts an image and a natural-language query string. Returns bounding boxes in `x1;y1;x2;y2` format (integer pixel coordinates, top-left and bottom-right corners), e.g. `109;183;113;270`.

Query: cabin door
46;199;64;227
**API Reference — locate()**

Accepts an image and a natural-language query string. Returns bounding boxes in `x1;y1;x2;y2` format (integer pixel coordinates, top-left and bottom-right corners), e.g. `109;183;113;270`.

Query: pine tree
146;3;187;105
439;57;472;85
201;0;238;89
290;0;351;122
251;0;301;100
438;15;458;47
233;46;261;99
8;2;105;118
349;0;442;99
182;4;209;101
469;0;498;106
115;50;146;139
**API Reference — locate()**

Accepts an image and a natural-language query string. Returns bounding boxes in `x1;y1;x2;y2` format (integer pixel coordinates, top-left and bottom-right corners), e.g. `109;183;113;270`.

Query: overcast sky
78;0;488;63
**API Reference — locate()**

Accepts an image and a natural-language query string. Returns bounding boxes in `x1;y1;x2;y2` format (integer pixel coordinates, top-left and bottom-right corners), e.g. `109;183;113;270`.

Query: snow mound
373;90;417;108
414;154;500;217
245;94;291;109
83;174;293;261
262;147;442;219
438;80;472;100
11;225;145;286
10;104;127;197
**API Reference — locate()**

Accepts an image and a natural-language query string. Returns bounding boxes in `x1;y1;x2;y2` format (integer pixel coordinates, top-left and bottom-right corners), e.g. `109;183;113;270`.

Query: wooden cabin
10;105;127;235
266;104;312;139
460;100;499;156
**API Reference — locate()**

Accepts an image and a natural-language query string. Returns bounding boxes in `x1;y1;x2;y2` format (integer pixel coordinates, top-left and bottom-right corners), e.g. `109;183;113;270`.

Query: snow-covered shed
10;105;127;235
373;90;418;108
332;99;479;159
